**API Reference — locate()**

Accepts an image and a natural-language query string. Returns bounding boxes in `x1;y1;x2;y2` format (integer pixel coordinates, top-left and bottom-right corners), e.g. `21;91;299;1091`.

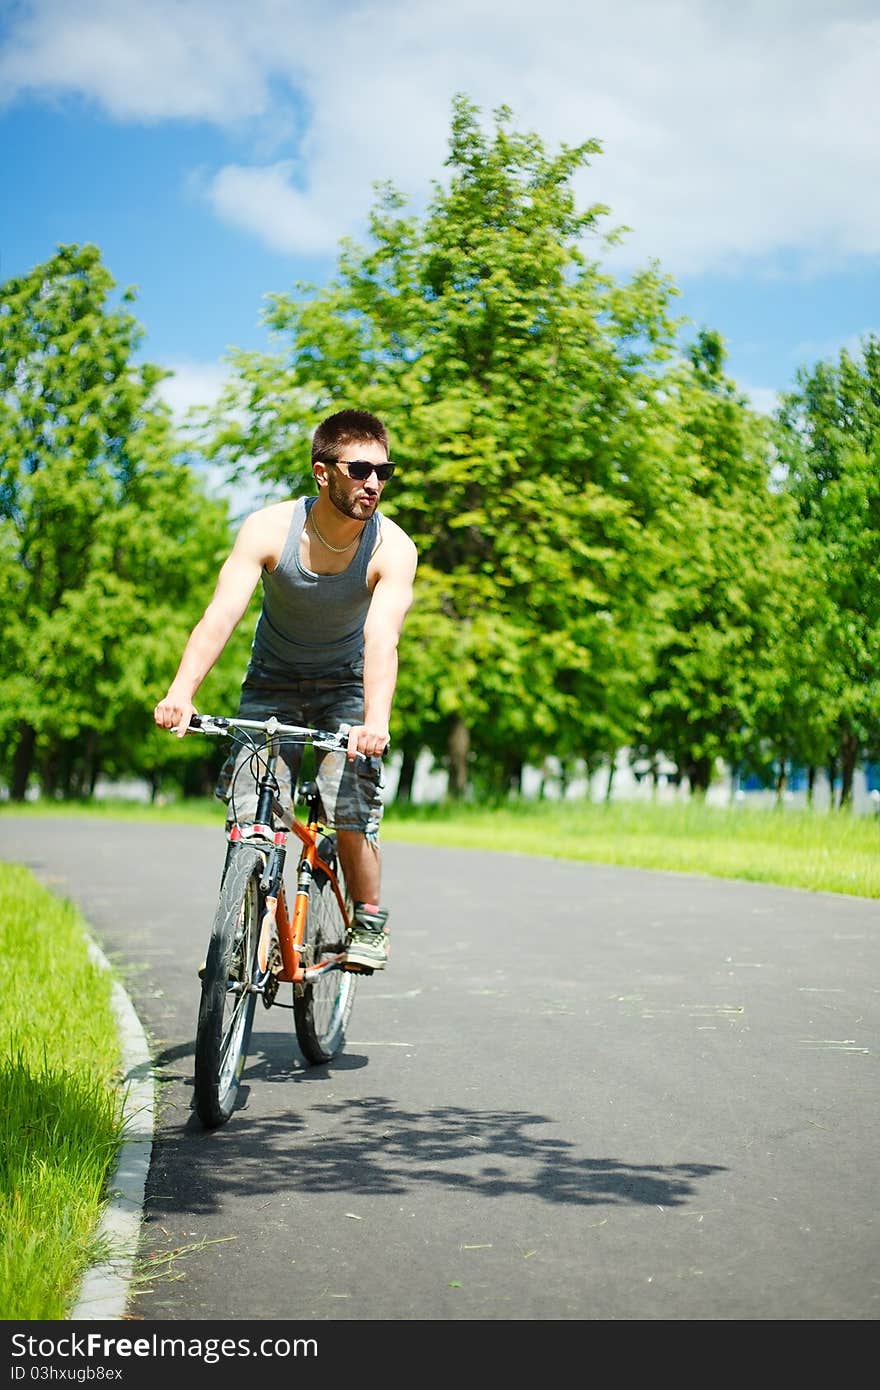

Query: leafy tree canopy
204;97;692;792
0;244;243;799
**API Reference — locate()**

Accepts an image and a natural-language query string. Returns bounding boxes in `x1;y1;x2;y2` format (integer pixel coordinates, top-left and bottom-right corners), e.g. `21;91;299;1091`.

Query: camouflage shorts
214;659;384;838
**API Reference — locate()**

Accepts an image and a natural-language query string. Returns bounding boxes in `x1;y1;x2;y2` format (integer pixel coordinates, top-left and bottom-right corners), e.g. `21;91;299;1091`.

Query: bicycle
179;712;369;1129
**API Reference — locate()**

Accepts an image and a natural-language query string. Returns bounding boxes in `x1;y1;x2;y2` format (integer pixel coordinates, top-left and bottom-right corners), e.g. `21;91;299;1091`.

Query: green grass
381;797;880;898
0;864;125;1320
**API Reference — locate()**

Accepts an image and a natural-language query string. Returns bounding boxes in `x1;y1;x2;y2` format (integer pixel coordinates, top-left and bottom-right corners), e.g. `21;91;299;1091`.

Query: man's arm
153;512;269;737
347;532;418;761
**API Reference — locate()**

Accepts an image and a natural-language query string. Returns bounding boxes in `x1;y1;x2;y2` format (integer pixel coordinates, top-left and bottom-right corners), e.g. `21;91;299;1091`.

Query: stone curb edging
69;939;155;1322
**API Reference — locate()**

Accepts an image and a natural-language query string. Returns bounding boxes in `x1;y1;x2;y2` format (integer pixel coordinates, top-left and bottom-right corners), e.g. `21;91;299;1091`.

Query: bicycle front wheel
194;844;264;1128
293;837;357;1065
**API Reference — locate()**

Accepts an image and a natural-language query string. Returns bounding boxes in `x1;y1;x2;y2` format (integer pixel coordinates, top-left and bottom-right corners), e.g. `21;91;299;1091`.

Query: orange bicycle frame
233;815;349;985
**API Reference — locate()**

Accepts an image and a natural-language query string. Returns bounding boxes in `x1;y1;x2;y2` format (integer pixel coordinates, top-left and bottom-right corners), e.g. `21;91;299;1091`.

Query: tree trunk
447;717;470;799
807;766;816;808
604;754;615;804
651;760;662;800
686;755;712;797
83;729;99;799
41;747;61;800
11;722;37;801
827;757;839;810
505;757;524;799
839;730;859;809
775;759;787;804
396;746;417;804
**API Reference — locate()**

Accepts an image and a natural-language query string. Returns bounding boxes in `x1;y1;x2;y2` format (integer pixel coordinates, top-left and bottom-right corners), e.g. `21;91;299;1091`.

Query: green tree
204;97;687;796
0;244;239;800
775;337;880;806
635;331;793;795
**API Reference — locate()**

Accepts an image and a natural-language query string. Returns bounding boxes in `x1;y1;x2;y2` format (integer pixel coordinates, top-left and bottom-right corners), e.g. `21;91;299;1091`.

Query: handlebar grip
336;723;391;752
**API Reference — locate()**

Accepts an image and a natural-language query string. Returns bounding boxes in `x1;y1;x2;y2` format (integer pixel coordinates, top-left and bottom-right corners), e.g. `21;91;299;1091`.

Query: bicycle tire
194;843;265;1128
293;834;357;1065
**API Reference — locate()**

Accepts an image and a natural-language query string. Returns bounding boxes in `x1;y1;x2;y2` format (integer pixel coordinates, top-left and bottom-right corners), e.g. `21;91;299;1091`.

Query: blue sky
2;0;878;424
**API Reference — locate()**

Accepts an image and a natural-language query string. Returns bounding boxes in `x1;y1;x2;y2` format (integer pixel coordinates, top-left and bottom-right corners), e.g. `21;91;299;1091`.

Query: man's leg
335;829;380;906
335;828;390;970
310;668;389;968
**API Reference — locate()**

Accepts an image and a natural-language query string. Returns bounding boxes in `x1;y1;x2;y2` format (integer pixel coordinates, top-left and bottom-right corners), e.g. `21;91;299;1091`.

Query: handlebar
179;713;354;752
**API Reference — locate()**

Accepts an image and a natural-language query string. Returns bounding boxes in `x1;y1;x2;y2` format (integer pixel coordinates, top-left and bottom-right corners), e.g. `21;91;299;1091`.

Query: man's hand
345;722;389;762
154;691;196;739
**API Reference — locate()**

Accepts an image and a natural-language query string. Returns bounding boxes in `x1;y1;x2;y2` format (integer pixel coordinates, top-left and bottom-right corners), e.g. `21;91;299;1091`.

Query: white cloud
0;0;285;122
3;0;880;275
739;384;782;417
154;359;231;420
154;358;281;514
203;162;340;256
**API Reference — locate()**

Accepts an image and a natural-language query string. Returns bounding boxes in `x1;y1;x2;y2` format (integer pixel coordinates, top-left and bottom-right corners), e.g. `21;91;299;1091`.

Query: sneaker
345;905;390;971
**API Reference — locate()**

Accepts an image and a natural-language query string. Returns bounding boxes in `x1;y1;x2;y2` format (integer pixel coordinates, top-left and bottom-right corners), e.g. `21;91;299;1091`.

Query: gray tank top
248;496;381;674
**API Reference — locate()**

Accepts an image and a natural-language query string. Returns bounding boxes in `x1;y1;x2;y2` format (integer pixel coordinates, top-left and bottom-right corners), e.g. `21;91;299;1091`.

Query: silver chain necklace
307;509;362;554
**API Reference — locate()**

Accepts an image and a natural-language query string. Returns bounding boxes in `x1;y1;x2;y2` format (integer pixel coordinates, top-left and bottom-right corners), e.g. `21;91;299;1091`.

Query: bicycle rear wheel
194;843;264;1127
293;835;357;1065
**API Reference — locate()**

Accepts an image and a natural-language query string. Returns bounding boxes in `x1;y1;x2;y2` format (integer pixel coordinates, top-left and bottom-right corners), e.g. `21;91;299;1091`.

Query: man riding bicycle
153;408;418;971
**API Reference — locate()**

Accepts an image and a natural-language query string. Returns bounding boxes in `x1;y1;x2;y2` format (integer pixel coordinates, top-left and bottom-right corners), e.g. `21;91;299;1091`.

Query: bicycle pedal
343;961;374;976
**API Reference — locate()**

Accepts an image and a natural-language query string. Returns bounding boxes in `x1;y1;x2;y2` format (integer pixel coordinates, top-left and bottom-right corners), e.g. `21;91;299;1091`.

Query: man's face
322;439;390;521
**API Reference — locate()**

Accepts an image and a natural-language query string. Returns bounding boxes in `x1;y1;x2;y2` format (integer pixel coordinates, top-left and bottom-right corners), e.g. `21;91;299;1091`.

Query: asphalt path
2;816;878;1325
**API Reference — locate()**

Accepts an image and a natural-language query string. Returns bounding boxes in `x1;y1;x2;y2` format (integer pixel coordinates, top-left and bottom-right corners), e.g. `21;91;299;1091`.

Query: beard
326;468;377;520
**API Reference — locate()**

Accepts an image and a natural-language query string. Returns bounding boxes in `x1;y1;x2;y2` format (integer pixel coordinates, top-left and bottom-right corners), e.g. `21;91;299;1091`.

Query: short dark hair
311;409;389;465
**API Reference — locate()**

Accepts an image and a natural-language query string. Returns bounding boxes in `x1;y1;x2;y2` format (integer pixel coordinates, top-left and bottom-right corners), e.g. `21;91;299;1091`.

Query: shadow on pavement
147;1030;727;1217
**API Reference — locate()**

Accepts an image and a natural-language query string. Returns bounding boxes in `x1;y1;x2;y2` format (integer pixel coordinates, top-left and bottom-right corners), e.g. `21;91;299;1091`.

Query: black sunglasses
325;458;396;482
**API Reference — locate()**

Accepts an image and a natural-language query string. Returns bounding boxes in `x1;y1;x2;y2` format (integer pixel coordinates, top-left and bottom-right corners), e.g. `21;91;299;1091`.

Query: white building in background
380;748;880;816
